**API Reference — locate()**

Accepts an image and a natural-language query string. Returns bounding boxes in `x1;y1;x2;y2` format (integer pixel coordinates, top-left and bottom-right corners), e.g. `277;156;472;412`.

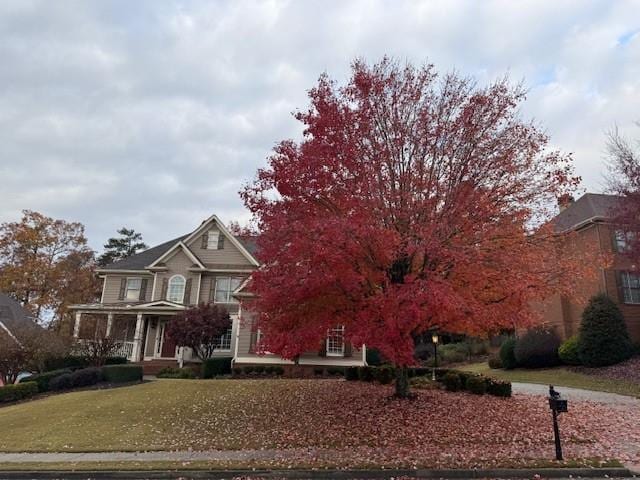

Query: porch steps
136;359;178;376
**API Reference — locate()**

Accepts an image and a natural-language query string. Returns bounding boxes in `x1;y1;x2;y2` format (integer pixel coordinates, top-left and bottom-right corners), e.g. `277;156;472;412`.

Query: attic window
207;230;220;250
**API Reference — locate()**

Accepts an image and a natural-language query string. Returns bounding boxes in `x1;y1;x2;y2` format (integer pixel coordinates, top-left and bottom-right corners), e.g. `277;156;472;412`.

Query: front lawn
463;363;640;398
0;378;638;468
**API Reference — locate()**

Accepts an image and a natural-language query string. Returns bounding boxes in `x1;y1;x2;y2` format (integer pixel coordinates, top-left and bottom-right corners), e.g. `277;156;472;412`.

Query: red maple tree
241;59;593;396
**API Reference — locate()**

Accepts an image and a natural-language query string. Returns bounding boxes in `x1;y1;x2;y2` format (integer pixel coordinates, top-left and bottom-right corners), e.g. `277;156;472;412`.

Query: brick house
538;193;640;341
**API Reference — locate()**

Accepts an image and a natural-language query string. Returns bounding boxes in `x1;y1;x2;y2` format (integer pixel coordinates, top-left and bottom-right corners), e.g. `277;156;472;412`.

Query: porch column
73;312;82;339
131;313;144;362
105;313;114;337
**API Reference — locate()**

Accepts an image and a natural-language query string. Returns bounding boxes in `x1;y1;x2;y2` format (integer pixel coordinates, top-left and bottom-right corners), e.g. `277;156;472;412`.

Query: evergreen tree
97;228;148;267
578;293;633;367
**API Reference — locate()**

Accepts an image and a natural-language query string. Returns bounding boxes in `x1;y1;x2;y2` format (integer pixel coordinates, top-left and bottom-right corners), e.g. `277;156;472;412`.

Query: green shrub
357;366;375;382
313;367;324;376
413;367;432;378
102;365;143;383
438;343;468;364
70;367;103;387
374;366;395;385
499;338;518;370
254;365;265;375
345;367;359;381
327;367;344;376
0;382;38;402
202;357;232;378
514;327;561;368
578;294;634;367
20;369;72;392
366;348;383;366
486;379;512;397
49;373;73;391
465;375;487;395
559;335;581;365
157;367;196;379
232;367;243;376
273;366;284;376
442;372;462;391
488;354;503;369
43;355;127;372
243;366;254;374
467;339;489;356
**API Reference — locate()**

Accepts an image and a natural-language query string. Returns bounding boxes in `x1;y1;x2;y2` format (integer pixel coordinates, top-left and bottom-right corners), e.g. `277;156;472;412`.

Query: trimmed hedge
202;357;233;378
44;356;127;372
70;367;103;387
499;338;518;370
345;367;359;381
559;335;581;365
442;371;462;391
102;364;143;383
20;369;72;392
157;367;196;379
49;373;73;391
487;378;512;397
465;375;487;395
578;294;634;367
0;382;38;403
514;327;561;368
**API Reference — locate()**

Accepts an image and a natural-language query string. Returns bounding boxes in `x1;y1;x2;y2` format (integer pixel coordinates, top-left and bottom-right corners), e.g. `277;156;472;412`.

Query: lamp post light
431;333;439;381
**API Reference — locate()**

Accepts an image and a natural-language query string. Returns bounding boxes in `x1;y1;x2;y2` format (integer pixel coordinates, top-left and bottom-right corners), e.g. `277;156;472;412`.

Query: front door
160;323;177;358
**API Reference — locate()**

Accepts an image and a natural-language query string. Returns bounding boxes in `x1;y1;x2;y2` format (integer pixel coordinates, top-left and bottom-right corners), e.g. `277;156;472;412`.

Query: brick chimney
558;194;574;212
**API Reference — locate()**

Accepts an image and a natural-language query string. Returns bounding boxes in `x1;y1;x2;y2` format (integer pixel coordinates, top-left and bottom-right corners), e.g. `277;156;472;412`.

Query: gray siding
186;225;255;268
152;250;199;305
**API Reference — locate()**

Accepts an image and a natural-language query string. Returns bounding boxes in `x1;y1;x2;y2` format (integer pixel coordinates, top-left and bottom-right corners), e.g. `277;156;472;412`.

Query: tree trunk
395;366;410;398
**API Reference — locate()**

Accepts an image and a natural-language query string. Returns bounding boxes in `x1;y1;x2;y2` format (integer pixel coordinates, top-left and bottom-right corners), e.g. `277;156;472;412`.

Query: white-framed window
207;230;220;250
215;328;232;351
125;278;142;300
167;275;186;303
326;325;345;356
615;230;636;253
214;277;243;303
621;271;640;304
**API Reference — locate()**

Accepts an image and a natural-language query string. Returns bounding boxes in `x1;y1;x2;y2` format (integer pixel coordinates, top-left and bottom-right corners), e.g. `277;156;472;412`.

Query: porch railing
113;341;135;360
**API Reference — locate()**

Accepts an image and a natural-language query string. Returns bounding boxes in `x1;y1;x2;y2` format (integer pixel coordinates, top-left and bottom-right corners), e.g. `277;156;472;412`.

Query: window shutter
139;279;148;301
318;339;327;357
344;341;353;357
209;278;216;303
118;278;127;300
611;229;619;253
249;330;258;353
218;233;225;249
616;271;626;304
202;233;208;249
161;278;168;300
184;278;192;305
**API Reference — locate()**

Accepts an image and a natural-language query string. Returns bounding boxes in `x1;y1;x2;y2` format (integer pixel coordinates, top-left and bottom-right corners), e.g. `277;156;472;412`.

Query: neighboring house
69;215;366;372
0;292;38;342
538;193;640;342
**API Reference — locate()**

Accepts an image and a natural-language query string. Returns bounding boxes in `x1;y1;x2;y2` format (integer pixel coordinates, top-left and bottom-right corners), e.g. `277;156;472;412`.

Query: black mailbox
548;385;567;460
549;397;568;413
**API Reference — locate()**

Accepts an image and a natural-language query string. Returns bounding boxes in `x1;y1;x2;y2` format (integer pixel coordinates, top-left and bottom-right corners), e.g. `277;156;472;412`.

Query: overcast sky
1;0;639;251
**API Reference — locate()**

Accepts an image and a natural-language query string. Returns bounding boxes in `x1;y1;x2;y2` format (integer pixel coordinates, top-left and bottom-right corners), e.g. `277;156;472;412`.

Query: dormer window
167;275;186;303
203;229;224;250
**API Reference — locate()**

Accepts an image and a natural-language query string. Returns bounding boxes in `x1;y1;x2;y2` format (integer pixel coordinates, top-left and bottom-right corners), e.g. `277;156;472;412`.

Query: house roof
0;292;37;334
553;193;621;232
101;228;260;271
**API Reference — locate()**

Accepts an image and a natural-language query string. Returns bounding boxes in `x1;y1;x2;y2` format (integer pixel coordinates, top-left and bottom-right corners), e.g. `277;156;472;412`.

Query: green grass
463;362;640;398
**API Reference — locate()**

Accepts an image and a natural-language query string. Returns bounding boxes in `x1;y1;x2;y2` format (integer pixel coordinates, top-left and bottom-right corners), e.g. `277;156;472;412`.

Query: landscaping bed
0;379;638;468
572;356;640;384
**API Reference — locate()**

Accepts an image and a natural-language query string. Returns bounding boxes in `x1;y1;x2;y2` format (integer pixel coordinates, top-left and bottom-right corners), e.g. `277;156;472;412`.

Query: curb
0;467;634;479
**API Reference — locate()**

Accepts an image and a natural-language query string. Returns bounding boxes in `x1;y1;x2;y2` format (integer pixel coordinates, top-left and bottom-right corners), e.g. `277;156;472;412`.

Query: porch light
431;333;439;344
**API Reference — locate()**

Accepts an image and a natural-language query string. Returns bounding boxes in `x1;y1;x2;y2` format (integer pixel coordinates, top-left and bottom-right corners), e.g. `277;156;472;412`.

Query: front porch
71;301;188;364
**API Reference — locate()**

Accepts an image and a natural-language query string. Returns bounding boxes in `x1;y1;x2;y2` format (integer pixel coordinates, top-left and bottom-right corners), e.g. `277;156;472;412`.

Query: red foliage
166;303;231;360
241;58;595;367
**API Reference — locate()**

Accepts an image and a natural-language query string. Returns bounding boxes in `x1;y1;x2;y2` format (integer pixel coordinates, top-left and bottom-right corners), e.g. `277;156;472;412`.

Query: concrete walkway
512;382;640;406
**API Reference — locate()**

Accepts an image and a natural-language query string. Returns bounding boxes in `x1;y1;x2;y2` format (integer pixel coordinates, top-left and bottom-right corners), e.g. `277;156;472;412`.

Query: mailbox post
548;385;568;460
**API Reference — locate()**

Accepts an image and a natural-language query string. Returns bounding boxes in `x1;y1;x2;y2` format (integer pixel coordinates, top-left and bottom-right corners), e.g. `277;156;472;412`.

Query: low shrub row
43;355;127;372
202;357;232;378
0;382;38;403
232;365;285;376
313;367;346;377
19;364;143;393
497;329;560;370
157;367;196;379
346;365;511;397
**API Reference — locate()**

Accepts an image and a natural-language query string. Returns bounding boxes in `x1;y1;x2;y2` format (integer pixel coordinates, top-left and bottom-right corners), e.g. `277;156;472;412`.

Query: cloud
0;0;639;250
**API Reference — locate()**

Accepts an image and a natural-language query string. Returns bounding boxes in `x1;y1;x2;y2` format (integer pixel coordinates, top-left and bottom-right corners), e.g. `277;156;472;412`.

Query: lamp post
431;333;439;381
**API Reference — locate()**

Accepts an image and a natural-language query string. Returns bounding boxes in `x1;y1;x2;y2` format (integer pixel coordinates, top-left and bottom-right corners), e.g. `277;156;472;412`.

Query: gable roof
147;241;206;269
553;193;622;232
100;235;189;271
0;293;38;334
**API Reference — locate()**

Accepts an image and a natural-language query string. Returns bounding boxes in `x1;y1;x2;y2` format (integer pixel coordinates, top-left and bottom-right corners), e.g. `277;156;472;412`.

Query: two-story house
69;215;366;372
538;193;640;341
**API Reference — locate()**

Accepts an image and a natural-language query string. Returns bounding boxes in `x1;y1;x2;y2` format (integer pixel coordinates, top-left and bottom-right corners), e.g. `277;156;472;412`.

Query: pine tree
97;228;148;267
